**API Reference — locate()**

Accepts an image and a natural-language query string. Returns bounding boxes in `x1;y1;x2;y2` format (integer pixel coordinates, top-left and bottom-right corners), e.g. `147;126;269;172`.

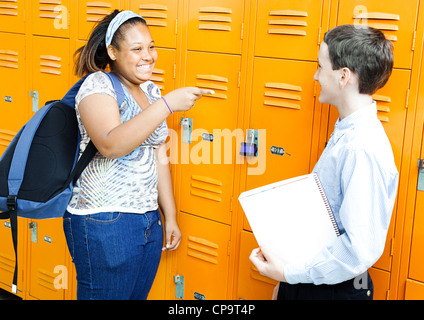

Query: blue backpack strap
105;72;125;106
61;72;125;108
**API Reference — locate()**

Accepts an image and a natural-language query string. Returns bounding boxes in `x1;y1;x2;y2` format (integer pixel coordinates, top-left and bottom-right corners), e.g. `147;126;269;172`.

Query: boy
250;24;399;300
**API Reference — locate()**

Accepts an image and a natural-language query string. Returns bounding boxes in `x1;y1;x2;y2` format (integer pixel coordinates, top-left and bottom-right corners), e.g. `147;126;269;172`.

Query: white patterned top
67;71;168;215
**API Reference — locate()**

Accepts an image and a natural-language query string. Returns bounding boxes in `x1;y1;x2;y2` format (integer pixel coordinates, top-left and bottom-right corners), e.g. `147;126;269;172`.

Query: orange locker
78;0;121;40
0;0;25;34
237;231;277;300
151;47;176;95
0;218;26;295
405;279;424;299
244;58;318;211
187;0;245;55
179;51;241;225
407;146;424;284
0;32;28;155
27;218;70;300
31;36;71;110
31;0;71;38
368;267;390;300
254;0;324;61
130;0;178;49
174;212;231;300
336;0;419;69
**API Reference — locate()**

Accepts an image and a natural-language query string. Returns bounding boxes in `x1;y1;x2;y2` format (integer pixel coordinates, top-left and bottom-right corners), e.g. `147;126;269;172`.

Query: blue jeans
63;209;163;300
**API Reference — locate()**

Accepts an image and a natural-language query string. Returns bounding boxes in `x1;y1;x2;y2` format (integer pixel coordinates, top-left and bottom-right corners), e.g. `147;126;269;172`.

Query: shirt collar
331;101;377;141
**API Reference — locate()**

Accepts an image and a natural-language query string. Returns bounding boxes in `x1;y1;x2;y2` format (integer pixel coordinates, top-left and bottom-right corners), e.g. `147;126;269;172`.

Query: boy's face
314;42;341;106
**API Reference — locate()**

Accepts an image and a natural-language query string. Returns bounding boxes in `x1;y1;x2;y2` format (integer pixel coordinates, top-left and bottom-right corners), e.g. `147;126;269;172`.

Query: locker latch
417;159;424;191
240;129;259;157
29;222;37;243
30;91;39;112
180;118;193;144
173;274;184;300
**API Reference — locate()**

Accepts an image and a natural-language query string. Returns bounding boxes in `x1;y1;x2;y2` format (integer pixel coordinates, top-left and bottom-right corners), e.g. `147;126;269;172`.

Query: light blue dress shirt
284;102;399;285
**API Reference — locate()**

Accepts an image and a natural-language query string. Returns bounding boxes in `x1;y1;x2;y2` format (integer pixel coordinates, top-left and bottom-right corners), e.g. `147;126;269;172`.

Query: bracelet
162;96;174;114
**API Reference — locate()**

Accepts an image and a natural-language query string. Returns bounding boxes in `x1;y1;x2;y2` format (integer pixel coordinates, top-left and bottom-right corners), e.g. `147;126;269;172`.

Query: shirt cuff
284;263;312;284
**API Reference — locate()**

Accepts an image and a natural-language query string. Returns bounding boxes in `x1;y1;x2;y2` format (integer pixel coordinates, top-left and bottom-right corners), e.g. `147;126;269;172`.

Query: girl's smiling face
110;22;158;85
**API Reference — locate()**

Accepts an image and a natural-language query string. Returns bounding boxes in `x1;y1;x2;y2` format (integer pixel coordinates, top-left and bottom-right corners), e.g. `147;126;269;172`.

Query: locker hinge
173;63;176;79
386;289;390;300
405;89;410;109
227;240;231;256
175;19;178;35
313;81;318;97
238;71;241;88
390;237;395;256
241;23;244;40
412;30;417;51
318;27;322;45
230;196;234;212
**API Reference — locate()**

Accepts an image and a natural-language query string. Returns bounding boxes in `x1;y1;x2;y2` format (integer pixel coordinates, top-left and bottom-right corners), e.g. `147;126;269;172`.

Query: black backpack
0;72;125;293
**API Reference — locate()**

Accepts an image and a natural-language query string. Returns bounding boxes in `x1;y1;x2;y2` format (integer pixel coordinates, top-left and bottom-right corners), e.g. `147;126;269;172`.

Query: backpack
0;72;125;293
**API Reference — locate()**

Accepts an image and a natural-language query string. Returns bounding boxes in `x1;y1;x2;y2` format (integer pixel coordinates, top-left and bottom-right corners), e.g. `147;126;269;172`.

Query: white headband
105;10;145;48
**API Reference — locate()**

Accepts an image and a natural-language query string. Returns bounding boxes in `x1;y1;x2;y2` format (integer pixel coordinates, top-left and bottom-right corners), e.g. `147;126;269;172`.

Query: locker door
237;231;277;300
31;36;70;111
187;0;245;55
31;0;71;38
337;0;419;70
130;0;178;49
0;0;25;34
0;218;26;294
28;218;69;300
180;51;241;225
254;0;324;61
151;47;176;95
0;33;28;155
245;57;318;193
174;213;231;300
78;0;121;41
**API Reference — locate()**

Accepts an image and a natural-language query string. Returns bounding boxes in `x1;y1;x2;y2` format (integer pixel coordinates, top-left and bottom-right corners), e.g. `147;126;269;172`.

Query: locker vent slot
151;68;165;90
139;4;169;27
353;11;400;42
190;175;222;202
0;49;18;69
86;1;112;23
187;236;219;265
38;0;62;19
37;268;58;291
196;74;228;99
250;265;277;285
268;10;308;36
0;0;18;16
39;54;62;75
199;7;232;32
373;94;392;123
0;129;15;148
264;82;302;110
0;253;14;273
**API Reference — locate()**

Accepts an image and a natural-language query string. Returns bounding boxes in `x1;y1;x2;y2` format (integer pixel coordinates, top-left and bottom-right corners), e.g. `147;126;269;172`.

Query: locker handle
240;129;258;157
30;91;39;112
29;222;37;243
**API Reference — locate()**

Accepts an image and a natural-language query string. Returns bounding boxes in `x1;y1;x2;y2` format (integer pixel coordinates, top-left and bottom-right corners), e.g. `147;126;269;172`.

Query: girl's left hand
163;220;182;251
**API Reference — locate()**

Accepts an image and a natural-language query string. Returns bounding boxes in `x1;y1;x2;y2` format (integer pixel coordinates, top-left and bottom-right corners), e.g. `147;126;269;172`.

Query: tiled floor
0;288;21;300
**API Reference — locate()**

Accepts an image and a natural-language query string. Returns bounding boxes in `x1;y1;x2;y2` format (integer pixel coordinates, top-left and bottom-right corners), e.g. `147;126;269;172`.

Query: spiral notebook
239;173;340;265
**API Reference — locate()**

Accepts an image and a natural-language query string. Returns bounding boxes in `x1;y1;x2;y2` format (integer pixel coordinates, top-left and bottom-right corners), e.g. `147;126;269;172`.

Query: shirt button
366;290;371;297
158;220;161;226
